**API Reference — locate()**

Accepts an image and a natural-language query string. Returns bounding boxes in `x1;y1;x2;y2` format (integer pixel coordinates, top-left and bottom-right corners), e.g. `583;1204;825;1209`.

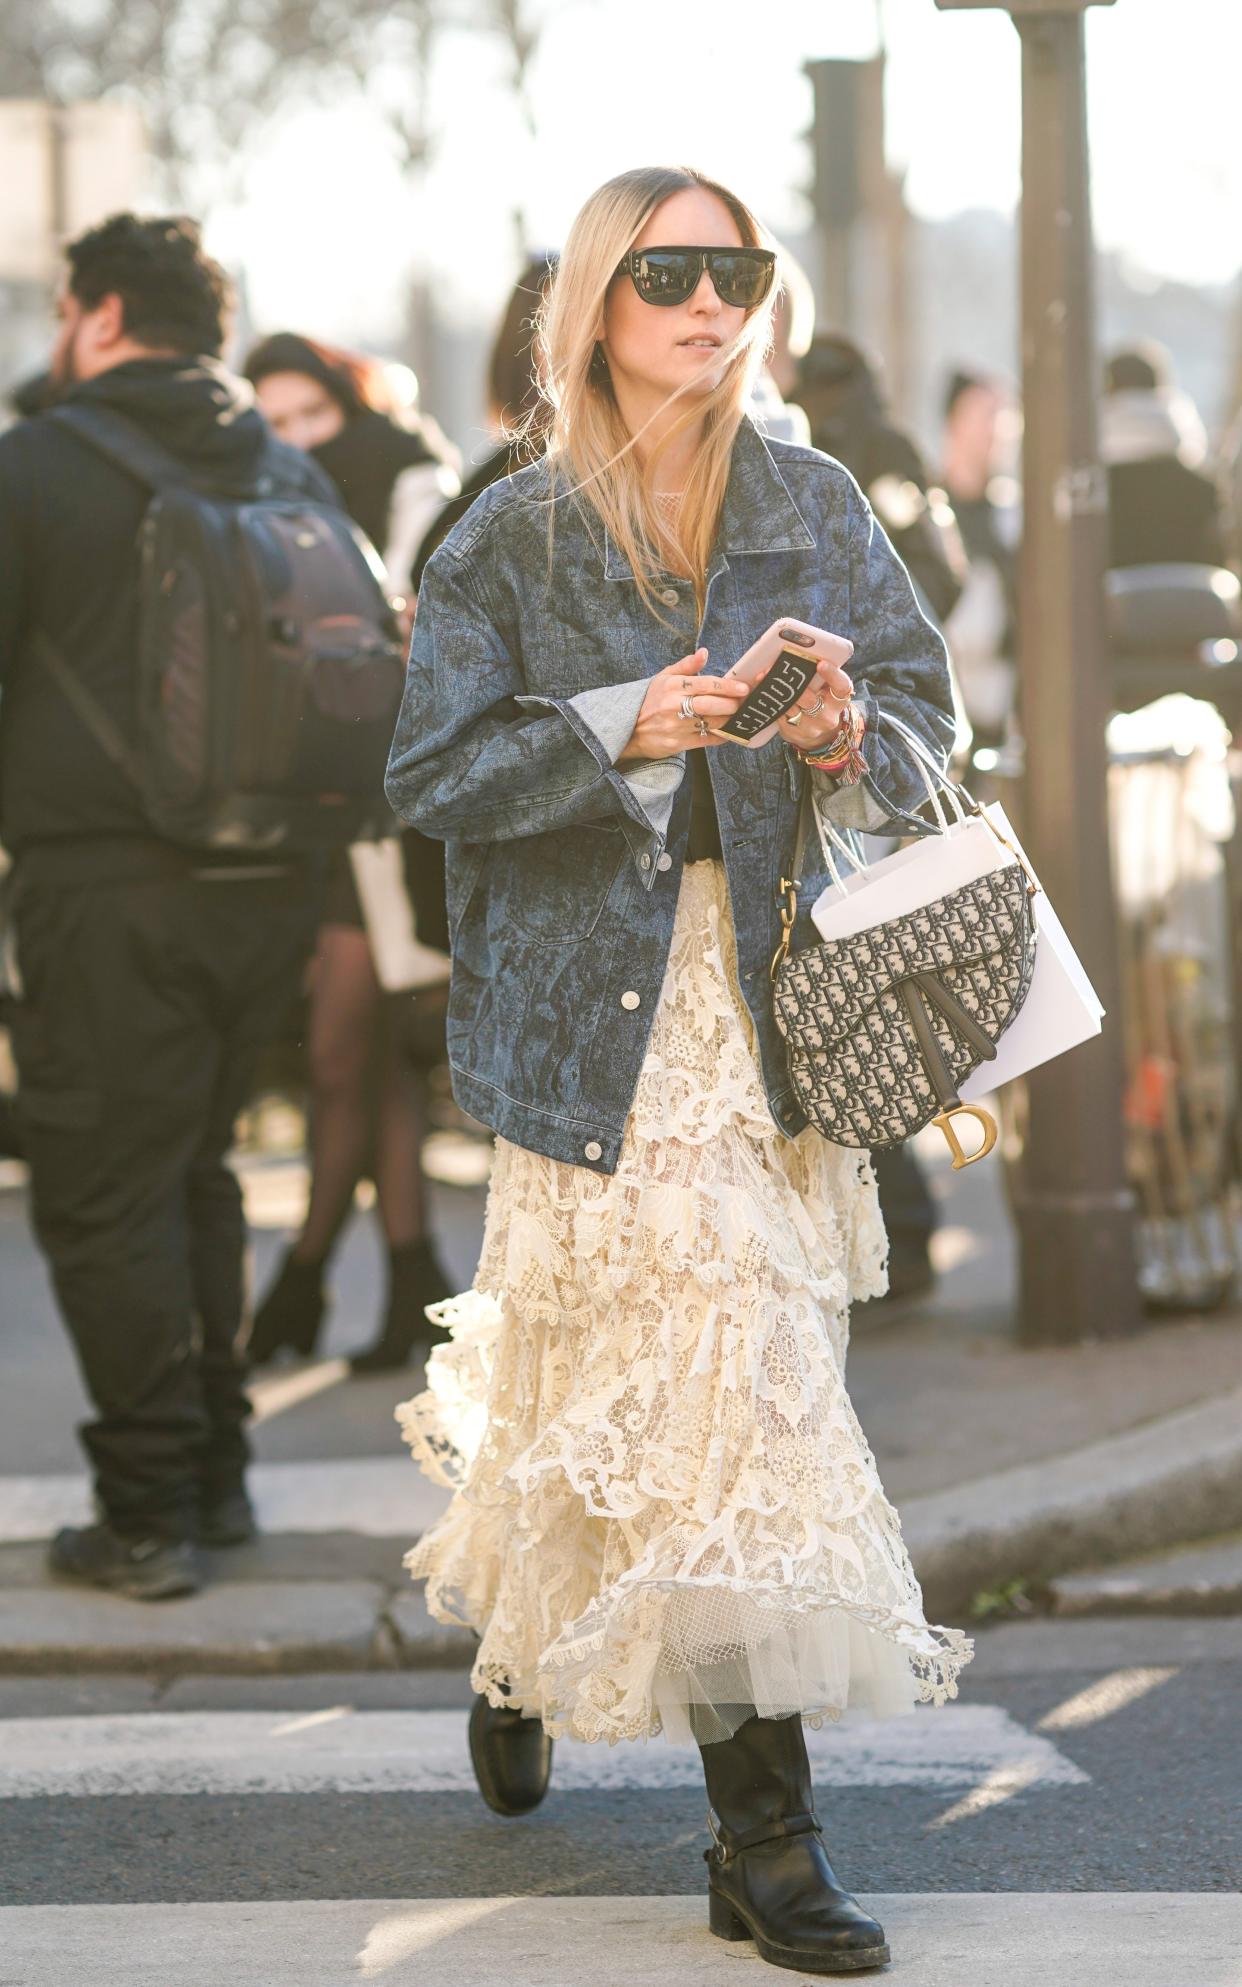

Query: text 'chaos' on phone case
716;648;820;742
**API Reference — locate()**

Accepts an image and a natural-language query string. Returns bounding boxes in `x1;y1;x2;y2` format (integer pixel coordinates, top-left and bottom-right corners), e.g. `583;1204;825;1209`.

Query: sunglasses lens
629;251;697;304
710;252;774;308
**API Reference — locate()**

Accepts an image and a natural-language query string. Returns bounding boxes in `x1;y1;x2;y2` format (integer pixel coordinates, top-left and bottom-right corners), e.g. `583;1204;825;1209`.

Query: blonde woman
386;166;971;1977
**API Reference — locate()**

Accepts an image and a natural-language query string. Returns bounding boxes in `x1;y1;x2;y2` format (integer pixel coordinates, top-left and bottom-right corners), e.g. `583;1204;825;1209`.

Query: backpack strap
48;402;281;500
28;631;144;788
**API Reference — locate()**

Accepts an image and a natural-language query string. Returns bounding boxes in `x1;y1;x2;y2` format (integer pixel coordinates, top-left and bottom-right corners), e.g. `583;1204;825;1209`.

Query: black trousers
10;859;316;1541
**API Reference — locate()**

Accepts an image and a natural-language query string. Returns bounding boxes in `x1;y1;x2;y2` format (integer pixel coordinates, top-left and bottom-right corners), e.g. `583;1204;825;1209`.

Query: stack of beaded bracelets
797;700;867;786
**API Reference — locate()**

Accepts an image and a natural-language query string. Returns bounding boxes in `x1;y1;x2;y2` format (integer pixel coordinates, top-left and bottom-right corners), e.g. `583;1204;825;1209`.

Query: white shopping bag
960;805;1103;1100
348;839;451;994
808;730;1103;1097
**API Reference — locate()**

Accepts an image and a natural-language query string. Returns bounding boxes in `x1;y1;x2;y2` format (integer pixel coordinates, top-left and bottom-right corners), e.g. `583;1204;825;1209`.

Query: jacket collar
603;416;816;580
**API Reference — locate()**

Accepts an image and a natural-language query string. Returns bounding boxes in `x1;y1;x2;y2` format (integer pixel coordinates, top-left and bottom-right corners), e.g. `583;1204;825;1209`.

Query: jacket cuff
515;681;685;882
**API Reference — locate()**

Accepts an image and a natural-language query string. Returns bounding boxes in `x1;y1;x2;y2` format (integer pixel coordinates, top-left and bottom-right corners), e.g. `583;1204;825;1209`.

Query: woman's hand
616;649;749;765
776;646;856;752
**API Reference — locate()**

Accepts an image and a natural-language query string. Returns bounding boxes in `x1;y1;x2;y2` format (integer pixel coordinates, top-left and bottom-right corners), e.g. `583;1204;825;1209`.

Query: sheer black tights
292;924;429;1264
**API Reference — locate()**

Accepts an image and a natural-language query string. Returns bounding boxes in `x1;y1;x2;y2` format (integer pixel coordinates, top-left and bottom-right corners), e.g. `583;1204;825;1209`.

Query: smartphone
713;619;852;748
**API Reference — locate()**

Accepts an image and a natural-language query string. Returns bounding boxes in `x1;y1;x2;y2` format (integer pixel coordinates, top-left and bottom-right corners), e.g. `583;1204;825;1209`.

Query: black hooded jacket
0;356;336;858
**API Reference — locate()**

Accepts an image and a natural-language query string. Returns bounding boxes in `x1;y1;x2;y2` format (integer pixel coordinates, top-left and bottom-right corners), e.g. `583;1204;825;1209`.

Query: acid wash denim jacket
386;417;954;1175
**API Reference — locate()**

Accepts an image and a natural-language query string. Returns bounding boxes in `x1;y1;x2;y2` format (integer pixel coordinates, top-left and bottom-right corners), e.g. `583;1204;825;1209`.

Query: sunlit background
3;0;1241;457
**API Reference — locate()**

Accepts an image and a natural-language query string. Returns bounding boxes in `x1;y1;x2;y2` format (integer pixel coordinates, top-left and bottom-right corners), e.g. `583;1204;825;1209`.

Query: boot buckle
707;1805;822;1863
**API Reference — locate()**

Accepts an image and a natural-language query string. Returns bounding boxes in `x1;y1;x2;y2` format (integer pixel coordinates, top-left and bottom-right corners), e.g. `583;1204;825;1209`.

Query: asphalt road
1;1620;1238;1907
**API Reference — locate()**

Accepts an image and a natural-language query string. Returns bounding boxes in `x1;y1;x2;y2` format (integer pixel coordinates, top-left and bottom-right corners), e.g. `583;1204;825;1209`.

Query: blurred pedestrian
797;331;969;1305
797;332;965;627
244;331;459;603
748;240;814;446
0;215;340;1598
388;164;969;1977
243;331;459;1374
939;367;1020;751
1101;342;1226;571
412;254;556;591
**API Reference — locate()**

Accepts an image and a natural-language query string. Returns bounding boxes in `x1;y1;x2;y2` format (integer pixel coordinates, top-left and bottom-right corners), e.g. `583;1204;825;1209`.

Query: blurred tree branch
0;0;435;205
0;0;563;218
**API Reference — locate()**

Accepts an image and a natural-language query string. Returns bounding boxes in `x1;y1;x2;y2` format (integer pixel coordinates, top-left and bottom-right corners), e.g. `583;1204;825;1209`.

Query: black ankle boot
697;1711;890;1975
349;1237;454;1375
247;1251;327;1364
468;1687;553;1817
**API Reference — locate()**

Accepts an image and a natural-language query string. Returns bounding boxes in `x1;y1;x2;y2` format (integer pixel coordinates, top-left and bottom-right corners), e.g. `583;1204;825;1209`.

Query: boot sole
709;1889;890;1974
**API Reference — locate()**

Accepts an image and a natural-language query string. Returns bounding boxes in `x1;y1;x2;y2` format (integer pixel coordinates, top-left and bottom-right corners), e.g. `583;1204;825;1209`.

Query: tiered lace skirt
398;860;972;1746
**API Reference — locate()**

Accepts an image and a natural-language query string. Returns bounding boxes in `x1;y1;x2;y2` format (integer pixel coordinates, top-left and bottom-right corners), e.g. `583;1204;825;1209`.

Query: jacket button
659;586;679;606
620;990;641;1011
639;853;652;870
584;1140;603;1162
656;853;673;872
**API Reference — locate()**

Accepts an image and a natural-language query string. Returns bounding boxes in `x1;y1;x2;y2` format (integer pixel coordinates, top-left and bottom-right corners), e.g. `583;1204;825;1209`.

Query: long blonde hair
535;166;780;623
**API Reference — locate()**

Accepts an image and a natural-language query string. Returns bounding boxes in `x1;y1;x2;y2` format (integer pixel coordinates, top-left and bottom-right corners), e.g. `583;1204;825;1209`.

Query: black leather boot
247;1251;327;1365
697;1710;890;1975
349;1237;454;1375
467;1688;553;1817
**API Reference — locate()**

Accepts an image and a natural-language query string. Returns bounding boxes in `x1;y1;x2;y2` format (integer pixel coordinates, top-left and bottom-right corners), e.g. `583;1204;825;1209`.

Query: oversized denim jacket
386;418;954;1174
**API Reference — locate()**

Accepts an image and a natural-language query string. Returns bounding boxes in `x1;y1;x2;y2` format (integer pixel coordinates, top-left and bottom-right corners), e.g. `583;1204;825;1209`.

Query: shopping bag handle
795;709;972;892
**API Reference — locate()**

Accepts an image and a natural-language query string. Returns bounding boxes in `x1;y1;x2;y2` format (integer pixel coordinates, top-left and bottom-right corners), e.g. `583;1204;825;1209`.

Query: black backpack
35;403;406;850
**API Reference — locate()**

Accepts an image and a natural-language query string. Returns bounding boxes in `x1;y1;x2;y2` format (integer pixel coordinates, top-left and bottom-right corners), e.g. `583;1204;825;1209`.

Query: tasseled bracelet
799;702;868;786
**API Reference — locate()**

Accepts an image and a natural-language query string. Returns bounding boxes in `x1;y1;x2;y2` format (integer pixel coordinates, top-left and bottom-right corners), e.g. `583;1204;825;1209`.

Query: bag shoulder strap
48;402;200;496
49;403;282;501
28;631;144;788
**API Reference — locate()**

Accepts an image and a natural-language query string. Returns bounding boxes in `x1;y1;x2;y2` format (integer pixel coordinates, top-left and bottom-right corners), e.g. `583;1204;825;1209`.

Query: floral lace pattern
399;861;973;1745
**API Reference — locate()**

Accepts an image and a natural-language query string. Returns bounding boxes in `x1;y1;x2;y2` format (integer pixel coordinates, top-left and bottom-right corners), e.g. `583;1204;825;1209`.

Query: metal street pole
935;0;1139;1344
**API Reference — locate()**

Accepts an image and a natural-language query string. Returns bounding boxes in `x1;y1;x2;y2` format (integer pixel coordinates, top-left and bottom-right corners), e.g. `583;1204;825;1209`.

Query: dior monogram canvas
772;863;1038;1150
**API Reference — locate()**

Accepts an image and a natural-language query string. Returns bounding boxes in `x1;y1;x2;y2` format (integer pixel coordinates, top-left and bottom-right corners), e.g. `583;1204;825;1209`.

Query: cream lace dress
398;860;973;1746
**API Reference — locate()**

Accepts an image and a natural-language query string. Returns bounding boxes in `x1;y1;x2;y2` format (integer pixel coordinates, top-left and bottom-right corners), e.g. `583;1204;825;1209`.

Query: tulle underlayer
398;861;973;1745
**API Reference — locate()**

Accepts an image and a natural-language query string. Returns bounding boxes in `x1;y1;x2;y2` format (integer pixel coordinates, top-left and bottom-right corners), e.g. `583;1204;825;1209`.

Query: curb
3;1389;1240;1675
1047;1532;1242;1618
0;1580;478;1681
904;1386;1242;1619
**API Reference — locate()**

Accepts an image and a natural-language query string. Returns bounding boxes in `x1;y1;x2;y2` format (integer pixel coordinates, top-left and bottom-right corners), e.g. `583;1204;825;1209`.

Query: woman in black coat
243;334;459;1373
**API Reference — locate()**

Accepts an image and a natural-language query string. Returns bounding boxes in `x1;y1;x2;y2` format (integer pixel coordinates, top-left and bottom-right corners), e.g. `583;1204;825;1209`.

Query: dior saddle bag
770;722;1038;1169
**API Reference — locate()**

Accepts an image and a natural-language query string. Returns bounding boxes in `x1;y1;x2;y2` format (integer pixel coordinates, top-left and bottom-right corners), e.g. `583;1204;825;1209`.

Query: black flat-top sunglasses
615;245;777;309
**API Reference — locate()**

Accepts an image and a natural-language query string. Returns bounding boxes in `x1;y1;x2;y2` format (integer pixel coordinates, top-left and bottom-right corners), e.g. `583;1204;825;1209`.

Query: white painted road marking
1;1895;1237;1987
0;1703;1087;1800
0;1455;447;1543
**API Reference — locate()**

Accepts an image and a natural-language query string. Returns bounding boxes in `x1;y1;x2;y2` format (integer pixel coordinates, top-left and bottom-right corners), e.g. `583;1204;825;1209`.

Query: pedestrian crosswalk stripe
0;1894;1237;1987
0;1455;446;1544
0;1703;1087;1800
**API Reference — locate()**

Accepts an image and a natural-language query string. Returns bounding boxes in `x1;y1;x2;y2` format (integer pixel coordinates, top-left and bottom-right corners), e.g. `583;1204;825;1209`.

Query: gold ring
785;707;804;727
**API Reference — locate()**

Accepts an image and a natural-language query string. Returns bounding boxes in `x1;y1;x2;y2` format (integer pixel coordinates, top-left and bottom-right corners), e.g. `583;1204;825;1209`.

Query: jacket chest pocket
492;824;626;946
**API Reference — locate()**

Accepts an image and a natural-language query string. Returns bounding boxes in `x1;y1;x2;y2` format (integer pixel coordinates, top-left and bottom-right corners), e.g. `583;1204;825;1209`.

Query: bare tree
0;0;388;206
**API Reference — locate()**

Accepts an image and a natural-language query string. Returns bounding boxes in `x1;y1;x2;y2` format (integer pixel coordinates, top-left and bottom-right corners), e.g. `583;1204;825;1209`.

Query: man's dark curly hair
65;213;233;358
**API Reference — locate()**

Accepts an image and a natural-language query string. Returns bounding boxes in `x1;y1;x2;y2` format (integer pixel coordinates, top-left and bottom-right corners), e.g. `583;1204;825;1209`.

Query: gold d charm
931;1104;998;1170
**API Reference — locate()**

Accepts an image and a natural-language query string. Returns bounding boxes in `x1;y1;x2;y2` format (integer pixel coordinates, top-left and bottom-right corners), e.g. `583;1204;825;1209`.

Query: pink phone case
716;618;846;748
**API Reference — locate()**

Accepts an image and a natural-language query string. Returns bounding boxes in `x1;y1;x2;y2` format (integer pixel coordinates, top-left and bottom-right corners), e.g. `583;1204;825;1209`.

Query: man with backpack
0;214;404;1599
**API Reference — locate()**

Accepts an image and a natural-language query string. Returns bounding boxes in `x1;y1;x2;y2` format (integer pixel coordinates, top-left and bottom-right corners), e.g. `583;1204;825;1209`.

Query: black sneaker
47;1522;202;1601
200;1487;258;1550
